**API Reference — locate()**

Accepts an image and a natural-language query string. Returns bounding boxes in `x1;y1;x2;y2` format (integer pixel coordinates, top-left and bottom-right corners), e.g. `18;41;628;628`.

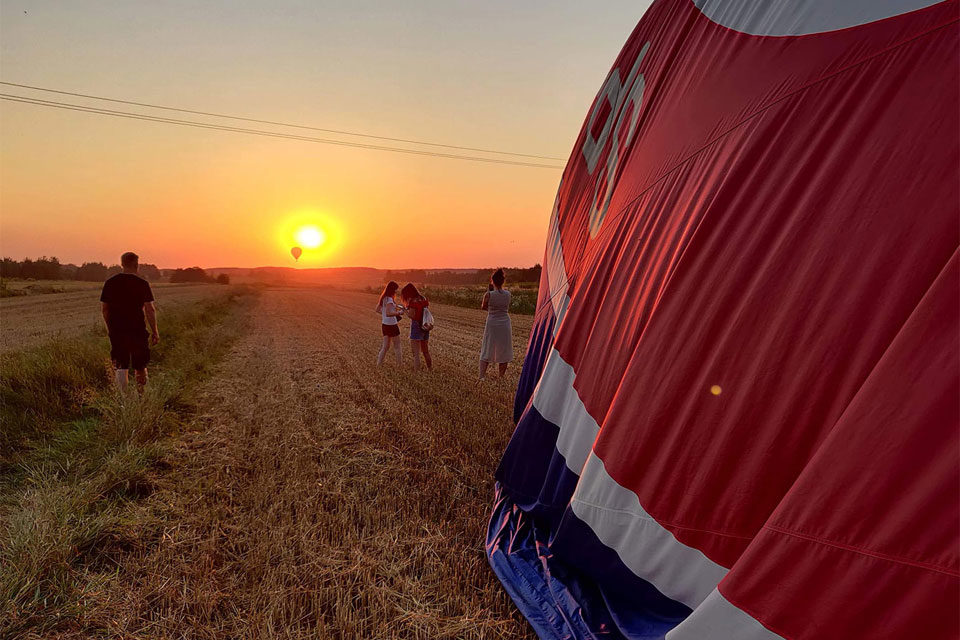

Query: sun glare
295;225;327;249
278;213;341;264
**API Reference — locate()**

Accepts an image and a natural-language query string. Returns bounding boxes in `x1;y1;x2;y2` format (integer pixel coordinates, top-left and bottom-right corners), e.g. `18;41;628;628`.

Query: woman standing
401;283;432;371
479;268;513;380
376;281;403;366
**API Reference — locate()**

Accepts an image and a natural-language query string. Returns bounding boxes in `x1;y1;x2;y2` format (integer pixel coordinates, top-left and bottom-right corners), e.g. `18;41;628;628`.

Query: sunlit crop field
362;283;540;316
0;282;224;352
1;287;535;639
421;283;539;315
0;279;104;296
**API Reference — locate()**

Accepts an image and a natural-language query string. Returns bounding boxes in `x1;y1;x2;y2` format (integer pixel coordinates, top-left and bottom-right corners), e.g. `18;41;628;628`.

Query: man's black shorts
109;331;150;370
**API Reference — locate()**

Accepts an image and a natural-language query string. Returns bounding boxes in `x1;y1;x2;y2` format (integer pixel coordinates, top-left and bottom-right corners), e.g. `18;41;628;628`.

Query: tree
170;267;213;283
77;262;110;281
216;273;230;285
16;256;62;280
139;263;162;281
1;258;20;278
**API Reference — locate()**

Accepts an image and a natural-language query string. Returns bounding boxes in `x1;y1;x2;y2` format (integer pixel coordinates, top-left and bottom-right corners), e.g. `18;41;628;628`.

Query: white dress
480;289;513;363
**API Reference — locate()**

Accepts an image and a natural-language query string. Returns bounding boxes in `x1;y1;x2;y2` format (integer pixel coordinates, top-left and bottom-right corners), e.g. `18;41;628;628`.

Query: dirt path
80;288;534;639
0;283;223;352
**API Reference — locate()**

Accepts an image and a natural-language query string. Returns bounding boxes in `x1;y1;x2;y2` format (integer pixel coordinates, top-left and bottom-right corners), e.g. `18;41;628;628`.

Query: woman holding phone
479;268;512;380
375;281;404;366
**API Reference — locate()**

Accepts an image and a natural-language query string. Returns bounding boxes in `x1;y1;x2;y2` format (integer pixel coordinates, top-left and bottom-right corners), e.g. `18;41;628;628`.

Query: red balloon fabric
490;1;959;638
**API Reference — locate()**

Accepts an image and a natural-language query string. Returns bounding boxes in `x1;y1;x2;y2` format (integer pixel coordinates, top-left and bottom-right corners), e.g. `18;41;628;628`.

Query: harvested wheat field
32;287;535;639
0;283;223;353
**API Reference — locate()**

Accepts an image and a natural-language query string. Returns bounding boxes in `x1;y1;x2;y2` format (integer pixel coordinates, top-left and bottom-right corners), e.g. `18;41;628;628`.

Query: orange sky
0;1;648;269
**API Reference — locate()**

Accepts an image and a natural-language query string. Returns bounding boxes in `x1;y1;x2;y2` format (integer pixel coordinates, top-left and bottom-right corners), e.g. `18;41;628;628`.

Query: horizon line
194;264;541;272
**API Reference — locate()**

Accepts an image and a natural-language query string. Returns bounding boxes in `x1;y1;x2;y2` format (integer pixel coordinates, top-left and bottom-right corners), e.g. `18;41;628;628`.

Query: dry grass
1;290;254;638
4;288;533;639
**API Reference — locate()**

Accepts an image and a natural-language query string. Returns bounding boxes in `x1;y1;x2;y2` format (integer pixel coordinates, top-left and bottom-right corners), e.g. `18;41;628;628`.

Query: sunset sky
1;1;649;269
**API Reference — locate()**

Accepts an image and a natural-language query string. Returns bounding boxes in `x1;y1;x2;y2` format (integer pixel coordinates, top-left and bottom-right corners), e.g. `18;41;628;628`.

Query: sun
295;225;326;249
278;213;341;263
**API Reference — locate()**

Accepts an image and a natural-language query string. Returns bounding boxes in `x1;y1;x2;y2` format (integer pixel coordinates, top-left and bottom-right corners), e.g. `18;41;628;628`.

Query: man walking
100;252;159;391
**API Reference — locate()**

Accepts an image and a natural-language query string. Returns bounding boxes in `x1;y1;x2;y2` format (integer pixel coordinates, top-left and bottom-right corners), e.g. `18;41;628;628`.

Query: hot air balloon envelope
487;1;959;639
290;246;302;261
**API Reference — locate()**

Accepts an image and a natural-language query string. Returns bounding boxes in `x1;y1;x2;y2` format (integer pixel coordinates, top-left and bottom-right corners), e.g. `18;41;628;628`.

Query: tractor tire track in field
75;288;535;639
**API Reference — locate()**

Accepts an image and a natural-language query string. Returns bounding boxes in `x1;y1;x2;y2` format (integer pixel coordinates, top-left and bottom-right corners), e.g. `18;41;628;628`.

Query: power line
0;81;565;161
0;94;564;169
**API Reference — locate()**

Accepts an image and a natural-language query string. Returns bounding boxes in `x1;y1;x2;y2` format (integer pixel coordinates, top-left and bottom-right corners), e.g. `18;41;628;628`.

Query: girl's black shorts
381;323;400;337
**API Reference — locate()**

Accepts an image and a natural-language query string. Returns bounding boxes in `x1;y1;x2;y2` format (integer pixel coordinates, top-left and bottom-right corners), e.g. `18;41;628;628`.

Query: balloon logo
290;246;302;261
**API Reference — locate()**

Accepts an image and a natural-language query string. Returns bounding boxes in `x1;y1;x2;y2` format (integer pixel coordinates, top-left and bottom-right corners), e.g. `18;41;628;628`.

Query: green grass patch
0;286;256;635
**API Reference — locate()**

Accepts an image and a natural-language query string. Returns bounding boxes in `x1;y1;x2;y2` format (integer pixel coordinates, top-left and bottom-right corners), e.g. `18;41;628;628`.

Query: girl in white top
375;281;404;366
479;268;513;380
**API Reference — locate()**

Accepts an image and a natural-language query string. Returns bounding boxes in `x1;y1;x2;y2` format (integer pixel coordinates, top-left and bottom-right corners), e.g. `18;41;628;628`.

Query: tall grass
0;288;254;635
1;337;107;456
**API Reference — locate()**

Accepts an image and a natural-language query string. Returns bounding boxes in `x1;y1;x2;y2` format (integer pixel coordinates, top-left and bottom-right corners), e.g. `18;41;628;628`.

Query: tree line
169;267;229;284
383;265;541;285
0;257;228;284
1;257;162;281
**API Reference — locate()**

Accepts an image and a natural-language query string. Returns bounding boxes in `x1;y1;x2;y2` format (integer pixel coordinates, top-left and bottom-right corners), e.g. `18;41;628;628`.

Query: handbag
421;307;435;331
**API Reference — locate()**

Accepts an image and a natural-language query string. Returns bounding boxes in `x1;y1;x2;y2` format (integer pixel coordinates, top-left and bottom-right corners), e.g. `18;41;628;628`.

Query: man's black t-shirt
100;273;154;334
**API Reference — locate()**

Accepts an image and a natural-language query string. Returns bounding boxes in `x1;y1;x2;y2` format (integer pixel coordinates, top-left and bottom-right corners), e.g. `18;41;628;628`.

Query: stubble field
2;286;535;639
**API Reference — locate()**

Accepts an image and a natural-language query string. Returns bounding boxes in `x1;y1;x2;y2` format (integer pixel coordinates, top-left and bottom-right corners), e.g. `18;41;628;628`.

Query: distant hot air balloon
290;246;302;261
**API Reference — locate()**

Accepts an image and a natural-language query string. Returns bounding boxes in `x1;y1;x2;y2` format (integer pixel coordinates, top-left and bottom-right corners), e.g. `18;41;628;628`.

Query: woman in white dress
479;268;512;380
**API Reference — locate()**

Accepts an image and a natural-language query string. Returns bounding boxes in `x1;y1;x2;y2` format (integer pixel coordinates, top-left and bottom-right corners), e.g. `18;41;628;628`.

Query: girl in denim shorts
401;283;432;370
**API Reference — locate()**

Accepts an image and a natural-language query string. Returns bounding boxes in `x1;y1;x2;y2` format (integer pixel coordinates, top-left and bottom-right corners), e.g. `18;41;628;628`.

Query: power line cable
0;81;565;161
0;94;564;169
